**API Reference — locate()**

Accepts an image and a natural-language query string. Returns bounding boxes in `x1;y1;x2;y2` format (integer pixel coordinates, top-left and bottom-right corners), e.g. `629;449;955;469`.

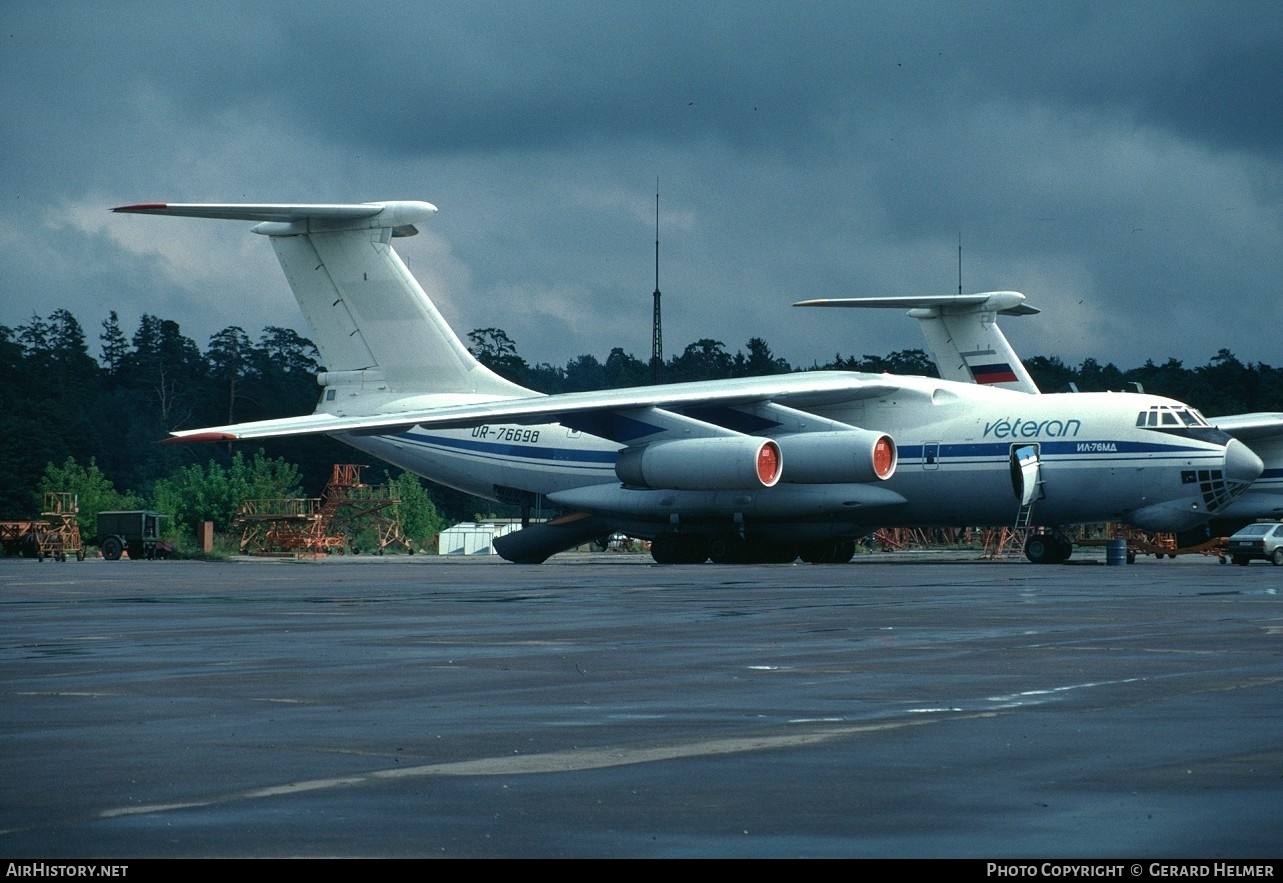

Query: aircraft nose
1224;438;1264;491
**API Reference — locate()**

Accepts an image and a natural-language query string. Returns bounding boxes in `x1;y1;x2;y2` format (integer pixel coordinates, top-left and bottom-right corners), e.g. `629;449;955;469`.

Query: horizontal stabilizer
794;291;1040;317
113;201;437;237
795;291;1040;393
115;197;532;397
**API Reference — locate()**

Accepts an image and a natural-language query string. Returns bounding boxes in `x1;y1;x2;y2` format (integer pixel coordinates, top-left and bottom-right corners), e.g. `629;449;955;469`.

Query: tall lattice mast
650;182;663;383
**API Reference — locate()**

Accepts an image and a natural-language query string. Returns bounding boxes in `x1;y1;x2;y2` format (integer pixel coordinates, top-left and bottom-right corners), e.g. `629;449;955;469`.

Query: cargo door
1010;444;1043;506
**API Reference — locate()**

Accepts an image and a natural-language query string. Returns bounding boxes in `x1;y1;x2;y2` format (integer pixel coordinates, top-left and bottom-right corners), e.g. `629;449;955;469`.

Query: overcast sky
3;1;1281;377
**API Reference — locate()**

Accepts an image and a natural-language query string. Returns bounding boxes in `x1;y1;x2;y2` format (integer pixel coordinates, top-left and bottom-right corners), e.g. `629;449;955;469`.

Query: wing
1211;412;1283;441
165;372;904;445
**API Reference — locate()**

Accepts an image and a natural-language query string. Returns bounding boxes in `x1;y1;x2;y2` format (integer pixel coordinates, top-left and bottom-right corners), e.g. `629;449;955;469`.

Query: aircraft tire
800;539;856;564
707;535;746;564
650;533;707;565
754;540;800;564
1052;534;1073;563
1024;534;1058;564
833;539;856;563
800;542;836;564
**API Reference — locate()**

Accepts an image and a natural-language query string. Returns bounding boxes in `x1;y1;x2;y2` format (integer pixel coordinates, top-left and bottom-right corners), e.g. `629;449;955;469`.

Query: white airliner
112;201;1263;564
796;291;1283;533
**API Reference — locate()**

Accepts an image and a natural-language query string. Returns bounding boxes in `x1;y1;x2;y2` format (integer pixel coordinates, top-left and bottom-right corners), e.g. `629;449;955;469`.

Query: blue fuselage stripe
900;440;1220;460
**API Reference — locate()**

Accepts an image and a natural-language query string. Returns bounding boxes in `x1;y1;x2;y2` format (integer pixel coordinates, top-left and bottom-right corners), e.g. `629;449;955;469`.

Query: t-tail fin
112;201;531;401
794;291;1040;394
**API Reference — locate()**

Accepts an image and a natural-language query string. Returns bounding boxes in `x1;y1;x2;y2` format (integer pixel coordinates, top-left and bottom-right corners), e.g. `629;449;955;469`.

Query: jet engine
775;430;897;483
615;437;782;490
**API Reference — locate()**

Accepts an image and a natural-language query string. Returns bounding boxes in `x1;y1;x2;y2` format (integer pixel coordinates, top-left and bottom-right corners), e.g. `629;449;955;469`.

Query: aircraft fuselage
335;373;1255;540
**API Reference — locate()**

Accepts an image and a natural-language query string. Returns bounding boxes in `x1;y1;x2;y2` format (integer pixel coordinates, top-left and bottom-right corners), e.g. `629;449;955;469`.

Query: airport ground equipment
39;493;85;561
95;510;168;560
1;494;86;561
0;520;47;557
235;496;341;556
1074;525;1229;564
235;464;411;556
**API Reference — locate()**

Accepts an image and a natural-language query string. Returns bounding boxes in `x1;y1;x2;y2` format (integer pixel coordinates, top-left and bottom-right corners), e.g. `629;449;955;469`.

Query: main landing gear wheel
800;539;857;564
649;533;708;564
707;535;799;564
707;535;746;564
1024;533;1072;564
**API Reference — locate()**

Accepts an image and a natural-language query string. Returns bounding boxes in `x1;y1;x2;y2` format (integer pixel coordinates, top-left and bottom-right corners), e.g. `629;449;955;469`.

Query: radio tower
650;182;663;384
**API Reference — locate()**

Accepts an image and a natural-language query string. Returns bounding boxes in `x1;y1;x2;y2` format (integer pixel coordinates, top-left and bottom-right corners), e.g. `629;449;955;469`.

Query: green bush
151;450;302;536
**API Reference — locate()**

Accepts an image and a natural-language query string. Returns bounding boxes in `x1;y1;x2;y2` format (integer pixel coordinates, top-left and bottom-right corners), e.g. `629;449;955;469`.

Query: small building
437;522;522;556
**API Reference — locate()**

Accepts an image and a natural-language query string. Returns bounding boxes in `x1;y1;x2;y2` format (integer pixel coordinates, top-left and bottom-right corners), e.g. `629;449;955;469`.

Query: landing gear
1024;532;1073;564
754;540;803;564
649;533;708;564
704;534;798;563
800;538;856;564
650;532;802;564
706;534;744;564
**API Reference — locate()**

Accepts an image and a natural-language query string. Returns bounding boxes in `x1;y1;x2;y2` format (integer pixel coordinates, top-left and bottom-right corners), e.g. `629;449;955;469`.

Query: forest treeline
3;310;1280;543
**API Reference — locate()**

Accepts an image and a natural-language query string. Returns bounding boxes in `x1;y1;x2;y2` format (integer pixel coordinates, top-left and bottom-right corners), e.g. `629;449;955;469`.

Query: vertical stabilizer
794;291;1041;393
112;201;531;400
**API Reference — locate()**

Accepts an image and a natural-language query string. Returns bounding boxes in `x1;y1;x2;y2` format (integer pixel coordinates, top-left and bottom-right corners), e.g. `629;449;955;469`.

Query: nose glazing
1224;438;1265;494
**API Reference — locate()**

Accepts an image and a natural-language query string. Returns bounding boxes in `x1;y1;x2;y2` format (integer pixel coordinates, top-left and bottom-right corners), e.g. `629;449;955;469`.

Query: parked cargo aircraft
113;201;1263;563
796;292;1283;531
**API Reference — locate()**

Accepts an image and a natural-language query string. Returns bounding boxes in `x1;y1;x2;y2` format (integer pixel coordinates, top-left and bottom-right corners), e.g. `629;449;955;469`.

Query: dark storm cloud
1;0;1280;375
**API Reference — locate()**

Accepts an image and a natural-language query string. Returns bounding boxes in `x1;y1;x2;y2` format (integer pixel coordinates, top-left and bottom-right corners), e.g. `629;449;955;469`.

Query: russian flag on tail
966;359;1020;385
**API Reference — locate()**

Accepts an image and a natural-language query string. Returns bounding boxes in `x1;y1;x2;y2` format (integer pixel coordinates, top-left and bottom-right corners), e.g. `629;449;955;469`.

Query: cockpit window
1137;406;1211;429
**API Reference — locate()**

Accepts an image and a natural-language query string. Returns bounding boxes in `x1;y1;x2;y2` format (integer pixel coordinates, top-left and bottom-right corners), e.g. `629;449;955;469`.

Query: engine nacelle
615;437;782;490
775;430;897;483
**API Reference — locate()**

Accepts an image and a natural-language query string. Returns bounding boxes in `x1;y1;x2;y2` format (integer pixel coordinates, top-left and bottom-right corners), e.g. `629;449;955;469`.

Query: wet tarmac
1;549;1280;858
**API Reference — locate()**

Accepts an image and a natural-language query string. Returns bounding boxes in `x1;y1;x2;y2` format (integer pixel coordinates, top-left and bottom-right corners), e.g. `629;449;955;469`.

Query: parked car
1225;522;1283;566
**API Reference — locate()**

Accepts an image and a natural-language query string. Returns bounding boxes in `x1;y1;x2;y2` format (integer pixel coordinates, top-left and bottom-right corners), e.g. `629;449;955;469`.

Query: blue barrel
1105;539;1128;566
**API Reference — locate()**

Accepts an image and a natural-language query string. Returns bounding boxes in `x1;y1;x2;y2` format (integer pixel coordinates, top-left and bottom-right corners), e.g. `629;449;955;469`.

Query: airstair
982;445;1044;559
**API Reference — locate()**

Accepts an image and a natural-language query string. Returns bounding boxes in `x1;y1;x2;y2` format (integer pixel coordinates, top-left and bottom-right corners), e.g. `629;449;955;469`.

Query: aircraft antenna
651;180;663;384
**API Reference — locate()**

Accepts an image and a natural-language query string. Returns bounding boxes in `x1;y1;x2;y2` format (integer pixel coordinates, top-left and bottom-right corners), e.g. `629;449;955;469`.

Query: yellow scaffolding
34;493;84;562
